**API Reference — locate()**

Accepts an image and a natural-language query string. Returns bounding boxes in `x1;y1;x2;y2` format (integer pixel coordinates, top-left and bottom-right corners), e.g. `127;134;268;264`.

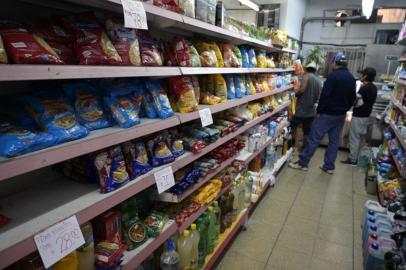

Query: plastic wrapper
247;75;256;94
63;82;111;130
165;129;184;157
221;43;239;68
144;211;168;237
140;33;163;66
208;41;224;67
191;75;200;102
147;134;175;166
0;35;7;63
234;75;246;98
224;75;235;100
239;46;249;68
75;23;122;65
22;91;88;144
256;50;266;68
182;137;206;153
122;141;152;179
122;215;148;250
173;36;191;67
145;79;174;119
28;22;74;43
195;41;217;67
234;46;242;67
168;76;198;113
163;41;177;66
178;0;195;17
92;145;130;193
213;74;227;102
189;42;201;67
105;16;141;66
48;41;76;64
248;47;257;68
95;241;126;267
153;0;183;13
242;75;251;96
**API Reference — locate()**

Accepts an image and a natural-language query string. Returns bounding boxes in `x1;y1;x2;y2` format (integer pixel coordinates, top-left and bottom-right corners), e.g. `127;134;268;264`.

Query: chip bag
145;79;174;119
105;16;141;66
168;76;199;113
147;135;175;167
224;75;235;99
140;33;163;66
63;82;111;130
122;141;152;179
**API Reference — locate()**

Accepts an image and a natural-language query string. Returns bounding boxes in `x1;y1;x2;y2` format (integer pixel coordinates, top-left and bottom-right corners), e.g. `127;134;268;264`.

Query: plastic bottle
365;243;384;270
212;201;221;239
363;224;378;248
362;200;386;225
231;182;239;221
160;239;180;270
177;230;193;270
237;179;246;214
77;222;95;270
189;224;200;270
196;214;209;268
363;233;378;267
207;206;217;253
53;251;79;270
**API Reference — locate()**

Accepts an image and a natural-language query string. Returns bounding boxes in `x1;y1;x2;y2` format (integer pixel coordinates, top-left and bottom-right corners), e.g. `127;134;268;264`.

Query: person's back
295;72;322;118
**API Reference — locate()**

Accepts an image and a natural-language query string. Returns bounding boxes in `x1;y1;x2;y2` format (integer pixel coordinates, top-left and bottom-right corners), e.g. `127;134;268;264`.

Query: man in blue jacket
289;53;356;174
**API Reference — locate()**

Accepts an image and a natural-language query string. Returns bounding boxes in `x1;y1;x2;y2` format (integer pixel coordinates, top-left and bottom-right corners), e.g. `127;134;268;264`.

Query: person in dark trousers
291;62;322;150
341;67;377;165
289;53;356;174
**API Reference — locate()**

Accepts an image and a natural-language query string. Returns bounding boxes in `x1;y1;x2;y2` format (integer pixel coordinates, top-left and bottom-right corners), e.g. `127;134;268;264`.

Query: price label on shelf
199;108;213;127
121;0;148;30
34;216;85;268
154;166;175;194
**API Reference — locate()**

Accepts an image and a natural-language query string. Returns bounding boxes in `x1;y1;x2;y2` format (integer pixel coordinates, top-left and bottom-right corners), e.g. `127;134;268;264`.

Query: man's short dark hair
362;67;376;82
305;66;316;73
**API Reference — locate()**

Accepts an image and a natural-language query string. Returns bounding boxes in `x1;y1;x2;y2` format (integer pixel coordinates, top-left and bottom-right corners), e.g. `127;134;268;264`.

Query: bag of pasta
0;35;7;63
194;41;217;67
248;47;257;68
224;75;235;100
145;79;174;119
140;32;163;66
178;0;195;17
63;82;111;130
75;23;122;65
28;22;74;43
191;75;200;102
212;74;227;102
188;42;201;67
163;41;177;66
22;90;88;144
220;43;238;68
153;0;183;13
105;15;141;66
48;42;76;64
234;46;242;67
168;76;199;113
247;74;255;95
173;36;191;67
147;134;175;167
208;41;224;67
256;50;266;68
122;141;152;179
239;45;249;68
234;75;246;98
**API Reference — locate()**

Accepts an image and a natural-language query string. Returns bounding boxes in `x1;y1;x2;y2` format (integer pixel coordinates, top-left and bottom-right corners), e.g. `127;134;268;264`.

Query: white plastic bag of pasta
178;0;195;18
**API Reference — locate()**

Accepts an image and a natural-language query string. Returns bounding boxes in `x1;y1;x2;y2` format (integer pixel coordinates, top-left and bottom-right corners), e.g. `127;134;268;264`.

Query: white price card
154;166;175;194
121;0;148;29
34;216;85;268
199;108;213;127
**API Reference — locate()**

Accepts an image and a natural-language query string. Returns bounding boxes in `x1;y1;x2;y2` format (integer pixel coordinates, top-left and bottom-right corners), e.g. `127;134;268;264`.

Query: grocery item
168;76;199;113
256;50;266;68
28;22;74;43
212;74;227;102
178;0;195;17
234;46;242;67
194;41;217;67
53;251;78;270
195;0;216;25
92;145;130;193
93;210;122;244
146;134;175;167
196;213;209;267
163;41;178;66
122;141;152;179
123;215;148;250
48;42;76;64
177;230;193;270
161;239;180;270
145;79;174;119
144;211;168;237
248;47;257;68
0;35;8;63
153;0;183;13
212;201;221;239
140;32;163;66
192;179;222;205
234;75;246;98
63;82;111;130
224;74;235;100
190;224;200;270
105;15;141;66
165;129;185;158
239;46;249;68
189;42;201;67
206;206;217;253
94;241;126;268
208;41;224;67
77;222;95;270
221;43;239;68
191;75;200;102
173;37;191;67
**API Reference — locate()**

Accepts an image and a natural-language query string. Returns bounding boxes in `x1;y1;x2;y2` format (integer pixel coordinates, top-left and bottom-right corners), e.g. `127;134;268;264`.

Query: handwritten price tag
199;108;213;127
154;166;175;194
34;216;85;268
121;0;148;29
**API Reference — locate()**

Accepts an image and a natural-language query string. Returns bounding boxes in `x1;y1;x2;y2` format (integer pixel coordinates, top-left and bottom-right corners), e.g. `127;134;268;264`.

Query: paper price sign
121;0;148;30
34;216;85;268
154;166;175;194
199;108;213;127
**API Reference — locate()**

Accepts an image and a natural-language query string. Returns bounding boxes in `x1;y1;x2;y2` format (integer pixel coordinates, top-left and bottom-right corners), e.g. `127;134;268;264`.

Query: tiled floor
214;148;376;270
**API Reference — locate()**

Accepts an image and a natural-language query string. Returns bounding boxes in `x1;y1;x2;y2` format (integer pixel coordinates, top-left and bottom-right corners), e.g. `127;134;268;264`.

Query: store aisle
215;148;376;270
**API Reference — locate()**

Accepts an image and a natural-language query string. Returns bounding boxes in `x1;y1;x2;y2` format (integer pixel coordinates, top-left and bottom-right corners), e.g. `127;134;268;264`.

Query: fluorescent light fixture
362;0;375;19
239;0;259;12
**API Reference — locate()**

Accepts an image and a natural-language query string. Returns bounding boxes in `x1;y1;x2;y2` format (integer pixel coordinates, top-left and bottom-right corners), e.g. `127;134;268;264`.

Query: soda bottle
189;224;200;270
196;214;209;268
177;230;193;270
160;239;180;270
207;207;217;253
212;201;221;239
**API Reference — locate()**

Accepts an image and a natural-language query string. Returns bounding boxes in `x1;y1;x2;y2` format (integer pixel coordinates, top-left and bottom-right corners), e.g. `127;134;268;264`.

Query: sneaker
288;161;308;171
341;159;357;166
320;166;334;174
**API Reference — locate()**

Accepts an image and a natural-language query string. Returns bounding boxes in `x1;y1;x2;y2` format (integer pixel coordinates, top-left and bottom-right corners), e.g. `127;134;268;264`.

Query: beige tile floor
214;148;376;270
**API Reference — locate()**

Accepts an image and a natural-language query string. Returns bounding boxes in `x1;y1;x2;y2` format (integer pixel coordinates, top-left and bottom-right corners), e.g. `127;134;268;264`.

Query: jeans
299;114;346;170
291;116;314;150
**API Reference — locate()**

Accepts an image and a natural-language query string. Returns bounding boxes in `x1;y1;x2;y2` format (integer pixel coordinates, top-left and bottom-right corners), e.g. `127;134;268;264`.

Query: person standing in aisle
341;67;377;165
289;53;356;174
291;62;322;150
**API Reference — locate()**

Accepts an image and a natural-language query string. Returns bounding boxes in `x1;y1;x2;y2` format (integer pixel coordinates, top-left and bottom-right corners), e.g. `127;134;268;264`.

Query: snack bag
191;75;200;102
147;135;175;167
0;35;7;63
178;0;195;17
101;79;142;128
139;32;163;66
122;215;148;250
63;82;111;130
239;46;249;68
173;36;191;67
248;47;257;68
75;23;122;65
194;41;217;67
122;141;152;179
48;42;76;64
92;145;130;193
256;50;266;68
28;22;74;43
105;16;141;66
208;41;224;67
212;74;227;102
153;0;183;13
221;43;238;68
22;91;88;144
145;79;174;119
168;76;199;113
224;75;235;100
234;75;246;98
163;41;177;66
189;42;201;67
144;211;168;237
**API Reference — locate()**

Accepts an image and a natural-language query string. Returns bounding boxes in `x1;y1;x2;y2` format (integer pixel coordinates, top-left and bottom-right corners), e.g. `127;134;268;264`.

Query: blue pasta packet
223;75;235;100
122;141;152;179
0;118;55;157
145;79;174;119
234;75;246;98
244;74;251;95
63;82;112;130
136;86;158;119
92;145;130;193
248;47;257;68
21;90;89;144
164;129;184;158
0;99;39;131
239;45;249;68
146;135;175;167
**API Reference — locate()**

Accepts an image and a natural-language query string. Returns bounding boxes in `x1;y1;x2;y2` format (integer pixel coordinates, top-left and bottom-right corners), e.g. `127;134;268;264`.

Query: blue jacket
317;67;356;115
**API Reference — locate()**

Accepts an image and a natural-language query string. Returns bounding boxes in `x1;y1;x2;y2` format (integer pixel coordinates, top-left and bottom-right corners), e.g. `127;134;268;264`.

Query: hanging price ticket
199;108;213;127
121;0;148;29
34;216;85;268
154;166;176;194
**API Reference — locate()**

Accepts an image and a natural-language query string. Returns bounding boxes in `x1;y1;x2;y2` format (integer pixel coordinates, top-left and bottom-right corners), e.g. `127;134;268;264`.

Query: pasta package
256;50;266;68
140;33;163;66
92;145;130;193
221;43;239;68
239;45;249;68
188;42;201;67
144;211;168;237
123;216;148;250
168;76;198;113
29;22;74;43
145;79;174;119
48;42;76;64
75;23;122;65
22;91;88;144
194;41;217;67
147;135;175;167
0;35;8;63
248;47;257;68
173;37;191;67
234;46;242;67
178;0;195;17
63;82;111;130
153;0;183;13
122;141;152;179
212;74;227;102
165;129;184;158
105;16;141;66
191;75;200;102
163;41;177;66
234;75;246;98
224;75;235;100
208;41;224;67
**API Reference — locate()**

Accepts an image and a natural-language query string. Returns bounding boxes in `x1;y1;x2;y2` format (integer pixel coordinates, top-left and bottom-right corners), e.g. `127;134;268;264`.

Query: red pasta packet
153;0;183;13
139;32;163;66
28;22;74;43
48;42;76;64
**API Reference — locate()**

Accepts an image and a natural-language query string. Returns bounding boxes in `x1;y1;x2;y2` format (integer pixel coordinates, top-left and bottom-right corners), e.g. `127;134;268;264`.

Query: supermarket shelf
396;79;406;86
0;116;180;182
271;148;293;175
281;48;297;54
236;137;272;164
389;121;406;150
179;67;294;75
393;99;406;115
0;65;181;81
177;86;292;123
122;220;177;270
203;209;248;270
248;180;271;214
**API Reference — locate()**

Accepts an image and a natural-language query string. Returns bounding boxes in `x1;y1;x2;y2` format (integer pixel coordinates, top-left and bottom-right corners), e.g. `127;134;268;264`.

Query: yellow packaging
212;74;227;102
53;251;79;270
208;42;224;67
0;35;8;64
